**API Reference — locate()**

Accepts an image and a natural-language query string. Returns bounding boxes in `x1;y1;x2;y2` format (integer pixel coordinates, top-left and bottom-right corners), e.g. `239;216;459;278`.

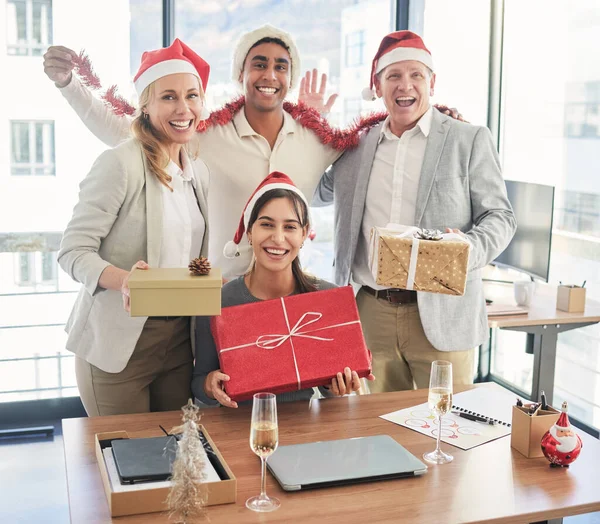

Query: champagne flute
246;392;280;512
423;360;454;465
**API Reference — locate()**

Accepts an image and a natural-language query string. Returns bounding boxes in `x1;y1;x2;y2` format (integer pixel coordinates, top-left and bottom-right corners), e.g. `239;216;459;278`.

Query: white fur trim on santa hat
231;24;301;91
134;59;200;97
375;47;434;75
242;182;308;236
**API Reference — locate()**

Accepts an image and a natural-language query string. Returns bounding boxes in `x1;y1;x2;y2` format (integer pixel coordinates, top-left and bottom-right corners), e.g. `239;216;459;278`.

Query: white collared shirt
352;107;433;289
197;108;341;277
159;150;205;268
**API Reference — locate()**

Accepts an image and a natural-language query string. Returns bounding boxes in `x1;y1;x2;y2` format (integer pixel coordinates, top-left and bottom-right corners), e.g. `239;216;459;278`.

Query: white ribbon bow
256;312;333;349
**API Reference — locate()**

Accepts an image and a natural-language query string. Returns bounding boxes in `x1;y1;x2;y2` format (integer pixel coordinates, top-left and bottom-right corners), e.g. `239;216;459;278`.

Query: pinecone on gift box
188;257;211;276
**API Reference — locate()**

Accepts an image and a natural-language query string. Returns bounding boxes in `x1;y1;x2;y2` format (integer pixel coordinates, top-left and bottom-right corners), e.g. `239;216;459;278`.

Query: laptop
266;435;427;491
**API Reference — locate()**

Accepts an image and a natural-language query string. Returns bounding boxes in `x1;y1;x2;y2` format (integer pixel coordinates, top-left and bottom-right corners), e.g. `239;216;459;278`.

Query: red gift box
210;286;372;402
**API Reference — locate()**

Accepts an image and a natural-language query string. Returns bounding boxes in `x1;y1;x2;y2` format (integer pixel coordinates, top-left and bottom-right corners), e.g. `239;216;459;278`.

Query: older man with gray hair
314;31;516;392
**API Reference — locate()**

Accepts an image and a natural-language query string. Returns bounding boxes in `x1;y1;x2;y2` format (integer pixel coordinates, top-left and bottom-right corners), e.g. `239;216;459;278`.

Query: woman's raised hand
121;260;149;312
205;370;238;408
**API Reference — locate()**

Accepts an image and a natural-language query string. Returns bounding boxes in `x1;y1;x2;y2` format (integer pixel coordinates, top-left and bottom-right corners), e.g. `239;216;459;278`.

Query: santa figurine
541;401;583;467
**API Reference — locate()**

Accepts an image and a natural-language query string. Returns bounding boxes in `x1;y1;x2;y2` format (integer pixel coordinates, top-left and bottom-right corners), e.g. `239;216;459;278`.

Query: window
345;30;365;67
174;0;394;281
493;0;600;429
6;0;52;56
565;82;600;138
421;0;491;125
10;121;55;175
1;0;162;404
13;251;58;288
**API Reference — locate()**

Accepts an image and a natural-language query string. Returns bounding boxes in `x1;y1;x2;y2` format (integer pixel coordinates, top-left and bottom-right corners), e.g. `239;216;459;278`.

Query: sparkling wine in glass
246;392;280;512
423;360;454;465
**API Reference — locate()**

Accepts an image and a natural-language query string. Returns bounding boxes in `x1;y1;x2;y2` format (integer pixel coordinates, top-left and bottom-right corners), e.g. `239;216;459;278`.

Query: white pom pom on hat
223;172;309;265
231;24;301;91
361;30;434;101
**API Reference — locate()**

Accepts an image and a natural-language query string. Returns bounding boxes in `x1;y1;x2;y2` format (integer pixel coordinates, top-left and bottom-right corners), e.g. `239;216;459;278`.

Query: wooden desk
63;388;600;524
484;281;600;407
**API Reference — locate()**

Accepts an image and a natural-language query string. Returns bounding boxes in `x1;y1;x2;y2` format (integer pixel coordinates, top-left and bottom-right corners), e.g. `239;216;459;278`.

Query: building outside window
492;0;600;429
1;0;162;403
10;121;55;176
345;30;365;67
13;251;58;288
174;0;393;281
6;0;52;56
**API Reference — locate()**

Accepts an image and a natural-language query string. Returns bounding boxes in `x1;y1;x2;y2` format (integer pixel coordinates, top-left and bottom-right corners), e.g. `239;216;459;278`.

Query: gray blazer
58;139;210;373
313;110;516;351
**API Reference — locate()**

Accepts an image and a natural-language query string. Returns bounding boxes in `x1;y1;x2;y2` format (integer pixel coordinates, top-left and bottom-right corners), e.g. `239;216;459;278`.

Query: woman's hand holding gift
327;367;375;396
205;370;238;408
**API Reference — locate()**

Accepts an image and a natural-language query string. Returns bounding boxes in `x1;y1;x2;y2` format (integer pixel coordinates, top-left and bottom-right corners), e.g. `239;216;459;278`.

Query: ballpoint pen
452;411;496;425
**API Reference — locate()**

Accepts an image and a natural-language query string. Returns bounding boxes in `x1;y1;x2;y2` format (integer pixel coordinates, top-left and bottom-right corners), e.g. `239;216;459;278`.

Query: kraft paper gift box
556;285;586;313
510;405;560;458
369;225;471;296
210;286;372;402
95;426;236;517
128;267;222;317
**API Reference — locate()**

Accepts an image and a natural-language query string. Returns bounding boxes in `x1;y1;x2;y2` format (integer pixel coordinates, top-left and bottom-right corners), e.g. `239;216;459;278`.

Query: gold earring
249;239;252;246
143;112;149;120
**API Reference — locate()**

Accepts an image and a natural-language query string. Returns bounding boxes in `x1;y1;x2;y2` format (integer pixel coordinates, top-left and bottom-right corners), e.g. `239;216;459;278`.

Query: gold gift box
128;268;222;317
370;227;470;296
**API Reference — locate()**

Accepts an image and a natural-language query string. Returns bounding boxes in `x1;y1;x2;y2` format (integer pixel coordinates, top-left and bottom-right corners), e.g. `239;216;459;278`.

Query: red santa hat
231;24;301;90
362;30;434;101
223;172;309;262
555;402;571;430
134;38;210;101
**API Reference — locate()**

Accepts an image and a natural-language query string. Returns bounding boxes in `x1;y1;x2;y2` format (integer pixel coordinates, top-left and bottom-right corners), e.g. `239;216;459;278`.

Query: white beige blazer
58;138;210;373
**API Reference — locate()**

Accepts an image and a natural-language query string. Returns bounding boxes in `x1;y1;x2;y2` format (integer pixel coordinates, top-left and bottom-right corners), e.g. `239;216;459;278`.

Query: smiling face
241;41;291;113
246;193;308;274
143;73;204;148
374;60;435;137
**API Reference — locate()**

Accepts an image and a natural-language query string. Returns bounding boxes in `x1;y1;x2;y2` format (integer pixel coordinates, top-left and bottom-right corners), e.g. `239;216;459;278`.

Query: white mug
514;280;535;307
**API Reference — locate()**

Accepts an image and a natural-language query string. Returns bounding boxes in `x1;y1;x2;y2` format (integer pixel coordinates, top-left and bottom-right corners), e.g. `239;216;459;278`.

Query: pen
582;280;587;288
540;391;547;411
452;411;496;425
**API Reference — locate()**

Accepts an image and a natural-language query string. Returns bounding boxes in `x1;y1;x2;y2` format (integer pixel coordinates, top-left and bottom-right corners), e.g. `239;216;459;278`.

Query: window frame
10;120;56;176
6;0;53;56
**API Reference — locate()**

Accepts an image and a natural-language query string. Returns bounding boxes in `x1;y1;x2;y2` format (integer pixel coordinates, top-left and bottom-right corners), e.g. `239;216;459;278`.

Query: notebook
110;433;226;485
111;436;177;484
380;387;515;450
486;303;528;316
451;388;514;426
266;435;427;492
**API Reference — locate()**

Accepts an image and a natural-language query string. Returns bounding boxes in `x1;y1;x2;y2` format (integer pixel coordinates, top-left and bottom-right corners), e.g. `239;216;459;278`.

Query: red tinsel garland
196;96;386;151
72;52;135;117
72;52;386;150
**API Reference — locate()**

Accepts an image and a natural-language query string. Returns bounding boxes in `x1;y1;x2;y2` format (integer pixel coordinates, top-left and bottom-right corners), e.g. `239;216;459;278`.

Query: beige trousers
75;317;193;416
356;288;475;393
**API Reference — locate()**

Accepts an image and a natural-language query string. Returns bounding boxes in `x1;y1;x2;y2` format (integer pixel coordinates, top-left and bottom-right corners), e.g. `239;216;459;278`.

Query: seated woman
192;172;374;407
58;40;211;416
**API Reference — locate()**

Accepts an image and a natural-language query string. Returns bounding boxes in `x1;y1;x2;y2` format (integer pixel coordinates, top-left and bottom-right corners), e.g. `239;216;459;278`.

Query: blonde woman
58;40;211;416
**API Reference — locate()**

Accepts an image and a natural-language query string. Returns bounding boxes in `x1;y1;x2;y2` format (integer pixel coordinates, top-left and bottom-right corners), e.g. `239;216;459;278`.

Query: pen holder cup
556;285;586;313
510;406;560;458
